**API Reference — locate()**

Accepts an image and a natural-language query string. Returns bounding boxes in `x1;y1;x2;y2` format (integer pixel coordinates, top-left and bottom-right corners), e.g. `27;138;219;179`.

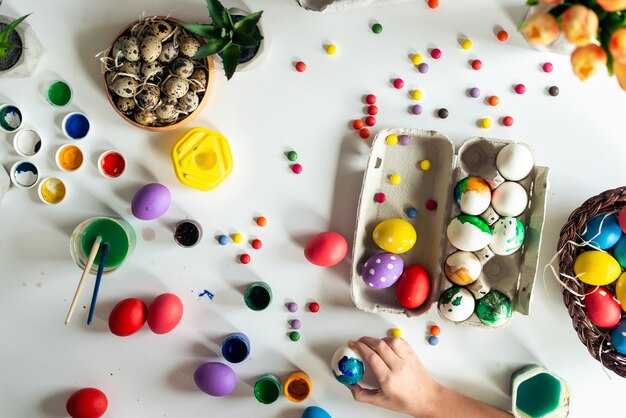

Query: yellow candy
232;233;244;244
411;90;423;100
389;174;401;185
389;328;402;338
615;273;626;311
481;118;492;129
574;251;621;286
326;44;337;55
386;134;398;146
420;159;431;171
411;54;423;65
461;39;473;50
373;218;417;254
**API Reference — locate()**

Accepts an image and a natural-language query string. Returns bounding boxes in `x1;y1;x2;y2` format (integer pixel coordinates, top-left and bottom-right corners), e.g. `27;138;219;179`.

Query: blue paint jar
221;332;250;363
62;112;90;140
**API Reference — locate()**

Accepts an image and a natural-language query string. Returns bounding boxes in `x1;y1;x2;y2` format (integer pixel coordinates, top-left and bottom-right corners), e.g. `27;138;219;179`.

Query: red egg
395;264;430;309
108;298;147;337
584;286;621;329
304;232;348;267
66;387;108;418
147;293;183;334
619;207;626;234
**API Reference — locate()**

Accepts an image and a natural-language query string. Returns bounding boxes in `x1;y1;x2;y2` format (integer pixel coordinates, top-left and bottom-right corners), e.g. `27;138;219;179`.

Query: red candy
503;116;514;126
240;254;251;264
108;298;147;337
66;388;108;418
365;94;376;104
353;119;364;130
309;302;320;313
425;199;437;210
542;62;553;73
365;116;376;126
497;30;508;42
292;164;303;174
374;192;386;203
367;105;378;115
359;128;370;139
430;48;442;59
393;78;404;89
514;83;526;94
428;0;439;9
304;232;347;267
251;239;262;250
295;61;306;72
471;60;482;70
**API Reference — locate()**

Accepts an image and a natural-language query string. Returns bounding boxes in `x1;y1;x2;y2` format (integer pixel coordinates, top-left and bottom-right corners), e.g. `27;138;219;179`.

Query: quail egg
172;58;194;78
136;85;161;111
122;37;140;62
111;76;139;98
140;35;162;63
105;71;117;90
116;97;136;114
141;61;163;80
112;36;129;60
162;77;189;99
147;20;173;40
119;60;140;75
180;37;201;58
189;68;207;92
155;103;178;121
158;42;179;63
177;91;199;112
133;109;157;126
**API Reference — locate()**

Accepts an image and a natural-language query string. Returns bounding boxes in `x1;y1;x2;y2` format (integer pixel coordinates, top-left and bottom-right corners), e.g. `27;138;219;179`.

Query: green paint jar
47;80;73;107
254;374;281;404
244;282;272;311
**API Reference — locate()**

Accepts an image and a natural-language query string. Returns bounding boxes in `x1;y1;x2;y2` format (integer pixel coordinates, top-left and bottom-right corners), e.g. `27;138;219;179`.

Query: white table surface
2;0;626;417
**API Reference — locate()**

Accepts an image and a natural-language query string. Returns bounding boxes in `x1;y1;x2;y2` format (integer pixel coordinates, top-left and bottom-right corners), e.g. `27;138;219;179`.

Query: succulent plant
183;0;263;80
0;14;29;59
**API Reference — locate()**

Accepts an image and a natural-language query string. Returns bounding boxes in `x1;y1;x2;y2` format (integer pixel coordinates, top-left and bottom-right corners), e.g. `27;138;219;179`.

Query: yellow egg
573;251;621;286
373;218;417;254
615;272;626;311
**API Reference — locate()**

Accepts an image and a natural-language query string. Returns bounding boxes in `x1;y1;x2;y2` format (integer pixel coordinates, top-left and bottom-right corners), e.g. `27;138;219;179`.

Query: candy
429;325;441;336
251;239;262;249
365;94;376;104
386;134;398;145
503;116;514;126
542;62;553;73
295;61;306;72
218;234;229;245
488;95;499;106
389;328;402;338
232;233;244;244
425;199;437;210
372;23;383;34
256;216;267;227
289;331;301;341
548;86;559;96
309;302;320;312
326;44;337;55
292;164;303;174
389;174;401;185
428;336;439;345
417;63;429;73
412;104;423;115
240;254;251;264
431;48;442;59
393;78;404;89
461;39;472;50
428;0;439;9
398;134;411;145
291;319;302;329
497;30;509;42
287;302;298;312
406;207;418;218
481;118;492;129
367;105;378;115
471;59;482;70
420;159;431;171
469;87;480;98
437;108;449;119
374;192;386;203
514;84;526;94
353;119;364;130
411;54;423;65
365;116;376;126
287;151;298;161
359;128;370;138
411;89;423;100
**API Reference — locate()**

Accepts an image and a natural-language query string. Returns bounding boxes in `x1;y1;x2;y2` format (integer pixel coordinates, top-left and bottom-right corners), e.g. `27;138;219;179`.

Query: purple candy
412;104;423;115
417;63;429;73
131;183;171;220
398;135;411;145
194;362;237;397
291;319;302;329
469;87;480;98
287;302;298;312
361;252;404;289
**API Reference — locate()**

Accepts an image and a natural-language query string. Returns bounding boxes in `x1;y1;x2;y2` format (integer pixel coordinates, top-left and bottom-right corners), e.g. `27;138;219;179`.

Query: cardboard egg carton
350;129;549;327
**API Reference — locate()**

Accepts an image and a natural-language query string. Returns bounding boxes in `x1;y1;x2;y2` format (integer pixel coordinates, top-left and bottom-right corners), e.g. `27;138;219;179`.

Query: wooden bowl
101;16;215;132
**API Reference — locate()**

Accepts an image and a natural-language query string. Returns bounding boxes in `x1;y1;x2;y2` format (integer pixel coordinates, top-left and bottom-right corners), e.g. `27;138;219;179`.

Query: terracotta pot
101;16;215;132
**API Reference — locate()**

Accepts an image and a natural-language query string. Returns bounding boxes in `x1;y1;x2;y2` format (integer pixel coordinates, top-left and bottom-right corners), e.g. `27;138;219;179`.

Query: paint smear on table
142;227;156;241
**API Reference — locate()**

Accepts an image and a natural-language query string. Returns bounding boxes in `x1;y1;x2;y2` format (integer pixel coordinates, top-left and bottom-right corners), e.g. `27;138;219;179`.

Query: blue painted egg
581;213;622;250
302;406;332;418
613;235;626;268
611;319;626;355
331;346;364;385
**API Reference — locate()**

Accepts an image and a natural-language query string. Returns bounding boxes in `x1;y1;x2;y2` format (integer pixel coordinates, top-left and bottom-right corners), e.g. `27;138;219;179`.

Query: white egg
491;182;528;217
331;346;364;385
496;143;534;181
444;251;482;286
490;217;525;256
438;287;475;322
446;215;492;252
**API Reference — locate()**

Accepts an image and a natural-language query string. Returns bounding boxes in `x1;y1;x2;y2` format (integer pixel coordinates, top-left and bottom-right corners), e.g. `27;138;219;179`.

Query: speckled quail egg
147;20;173;40
133;109;157;126
141;61;163;80
135;84;161;111
140;35;162;63
172;58;194;78
155;103;178;121
189;68;207;92
105;71;117;90
161;96;177;106
118;60;140;75
111;76;139;98
180;37;201;58
116;97;136;114
122;37;140;62
112;36;129;60
162;77;189;99
158;42;179;63
177;91;199;112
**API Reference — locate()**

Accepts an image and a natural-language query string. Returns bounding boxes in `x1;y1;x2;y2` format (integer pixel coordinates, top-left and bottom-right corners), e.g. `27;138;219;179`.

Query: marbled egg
372;218;417;254
361;252;403;289
447;215;492;252
581;213;622;250
118;60;140;75
147;20;173;40
438;286;475;322
135;85;161;111
574;251;621;286
444;251;482;286
140;35;162;63
172;58;195;78
490;217;525;256
133;109;157;126
122;37;140;62
491;182;528;217
158;42;179;63
496;143;534;181
584;286;621;328
180;36;201;57
476;290;512;327
331;346;364;385
116;97;136;114
610;319;626;354
162;77;189;99
111;77;138;98
178;91;199;112
189;68;207;92
454;177;491;216
141;61;163;80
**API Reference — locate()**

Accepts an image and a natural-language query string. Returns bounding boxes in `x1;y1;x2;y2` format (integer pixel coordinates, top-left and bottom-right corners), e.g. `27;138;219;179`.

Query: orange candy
430;325;441;336
497;30;509;42
256;216;267;227
488;95;499;106
353;119;364;130
428;0;439;9
359;128;371;139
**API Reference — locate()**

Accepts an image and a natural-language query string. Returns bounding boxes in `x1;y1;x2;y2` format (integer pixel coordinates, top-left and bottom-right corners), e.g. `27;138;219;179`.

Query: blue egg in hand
331;345;364;385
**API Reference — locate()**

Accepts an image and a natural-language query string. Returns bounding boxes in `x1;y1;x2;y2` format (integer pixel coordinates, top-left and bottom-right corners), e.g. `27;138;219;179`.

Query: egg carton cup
350;129;550;328
295;0;410;12
0;15;44;79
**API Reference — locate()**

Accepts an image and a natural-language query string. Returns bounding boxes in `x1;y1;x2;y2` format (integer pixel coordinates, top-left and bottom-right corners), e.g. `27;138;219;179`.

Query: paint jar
244;282;272;311
254;374;281;404
38;177;66;204
284;371;312;402
46;80;73;107
13;129;42;157
0;104;23;132
10;160;39;189
61;112;90;140
98;150;126;178
174;219;202;248
221;332;250;363
70;216;136;275
56;144;84;172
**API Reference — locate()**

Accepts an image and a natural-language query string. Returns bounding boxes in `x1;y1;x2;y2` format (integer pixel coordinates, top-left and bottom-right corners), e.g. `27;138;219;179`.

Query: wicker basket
557;186;626;377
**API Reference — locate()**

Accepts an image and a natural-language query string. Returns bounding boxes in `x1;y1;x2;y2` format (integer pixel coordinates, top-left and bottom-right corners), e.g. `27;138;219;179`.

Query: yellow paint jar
38;177;66;204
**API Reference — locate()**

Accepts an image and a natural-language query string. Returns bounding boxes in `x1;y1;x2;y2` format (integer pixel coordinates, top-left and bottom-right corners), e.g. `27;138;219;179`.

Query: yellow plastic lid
172;127;233;191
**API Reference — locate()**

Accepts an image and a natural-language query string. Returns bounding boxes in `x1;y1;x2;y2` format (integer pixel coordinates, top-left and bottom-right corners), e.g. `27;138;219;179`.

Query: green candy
289;331;300;342
372;23;383;34
287;150;298;161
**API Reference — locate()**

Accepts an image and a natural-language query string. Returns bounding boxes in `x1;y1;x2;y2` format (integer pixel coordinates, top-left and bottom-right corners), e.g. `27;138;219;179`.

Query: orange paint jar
56;144;84;172
283;371;311;402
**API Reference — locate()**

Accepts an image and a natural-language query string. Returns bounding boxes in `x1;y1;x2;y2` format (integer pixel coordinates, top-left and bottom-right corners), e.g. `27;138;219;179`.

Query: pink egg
108;298;147;337
619;207;626;234
147;293;183;334
131;183;171;220
584;286;621;329
395;264;430;309
304;232;348;267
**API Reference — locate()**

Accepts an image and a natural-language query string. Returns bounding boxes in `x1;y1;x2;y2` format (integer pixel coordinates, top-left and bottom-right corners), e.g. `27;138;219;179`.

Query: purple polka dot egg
361;252;404;289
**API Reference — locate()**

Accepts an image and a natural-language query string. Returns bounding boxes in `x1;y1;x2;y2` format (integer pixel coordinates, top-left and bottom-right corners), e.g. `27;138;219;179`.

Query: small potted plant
0;14;29;72
0;11;42;78
183;0;265;80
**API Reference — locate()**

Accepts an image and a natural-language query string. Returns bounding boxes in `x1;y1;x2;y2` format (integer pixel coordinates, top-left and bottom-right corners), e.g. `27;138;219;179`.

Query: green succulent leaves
183;0;263;80
0;14;30;59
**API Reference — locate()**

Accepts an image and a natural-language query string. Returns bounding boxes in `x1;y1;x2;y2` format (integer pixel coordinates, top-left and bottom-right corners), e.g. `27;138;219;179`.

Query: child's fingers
358;336;401;368
348;383;383;406
382;336;414;359
348;339;390;377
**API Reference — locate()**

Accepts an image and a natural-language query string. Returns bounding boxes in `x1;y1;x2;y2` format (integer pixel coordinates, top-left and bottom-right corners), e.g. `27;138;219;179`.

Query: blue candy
428;336;439;346
217;235;229;245
406;207;418;218
581;213;622;250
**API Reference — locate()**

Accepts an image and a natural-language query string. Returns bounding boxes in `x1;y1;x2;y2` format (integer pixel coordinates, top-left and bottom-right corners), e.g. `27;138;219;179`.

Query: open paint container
221;333;250;363
283;371;311;402
10;160;39;189
254;374;281;404
98;150;126;178
244;282;272;311
0;104;23;132
46;80;73;107
13;129;42;157
174;219;202;248
38;177;67;204
62;112;90;140
56;144;84;172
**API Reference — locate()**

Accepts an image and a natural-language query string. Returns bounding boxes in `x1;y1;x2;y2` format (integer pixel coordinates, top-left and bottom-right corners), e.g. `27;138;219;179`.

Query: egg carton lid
349;128;549;328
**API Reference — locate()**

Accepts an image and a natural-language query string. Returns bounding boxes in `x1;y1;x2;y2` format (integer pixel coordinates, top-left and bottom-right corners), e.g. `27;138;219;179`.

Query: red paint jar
98;150;126;178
